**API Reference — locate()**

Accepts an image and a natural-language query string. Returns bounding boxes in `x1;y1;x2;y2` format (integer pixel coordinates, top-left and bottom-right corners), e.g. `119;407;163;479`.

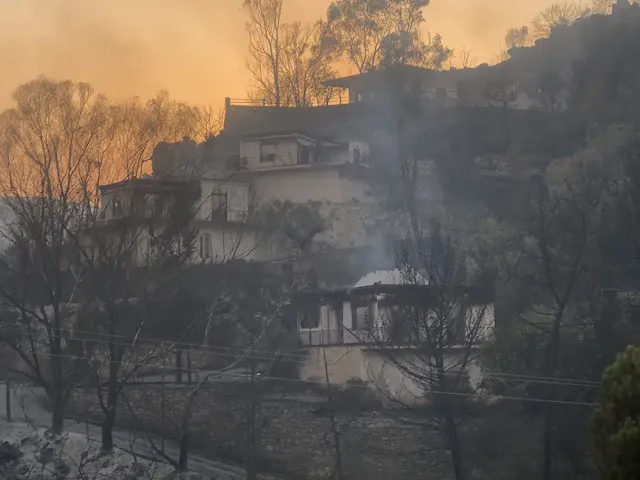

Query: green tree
322;0;451;72
592;346;640;480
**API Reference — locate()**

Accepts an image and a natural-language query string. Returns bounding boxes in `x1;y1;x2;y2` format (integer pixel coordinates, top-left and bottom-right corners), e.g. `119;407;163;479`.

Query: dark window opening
199;234;212;259
356;305;374;330
112;199;123;217
226;154;240;169
298;144;312;165
353;148;361;165
211;193;228;220
300;308;320;329
260;142;277;163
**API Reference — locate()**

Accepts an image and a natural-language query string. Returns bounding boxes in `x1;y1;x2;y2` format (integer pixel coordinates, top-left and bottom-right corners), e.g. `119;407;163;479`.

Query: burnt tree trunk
50;325;65;434
101;335;121;453
176;346;183;384
178;429;189;472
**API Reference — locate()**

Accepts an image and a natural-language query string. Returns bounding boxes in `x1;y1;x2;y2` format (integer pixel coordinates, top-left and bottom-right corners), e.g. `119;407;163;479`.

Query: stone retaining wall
69;382;449;479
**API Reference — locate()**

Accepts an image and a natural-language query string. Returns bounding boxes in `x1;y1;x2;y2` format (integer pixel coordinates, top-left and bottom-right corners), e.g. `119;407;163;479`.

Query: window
298;144;311;165
353;148;361;165
356;305;374;330
199;234;211;259
112;199;123;217
300;308;320;329
211;193;228;220
260;142;276;163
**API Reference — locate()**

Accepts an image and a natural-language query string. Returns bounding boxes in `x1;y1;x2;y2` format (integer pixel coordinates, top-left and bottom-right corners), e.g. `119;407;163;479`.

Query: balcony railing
297;326;488;348
226;92;350;108
298;329;344;346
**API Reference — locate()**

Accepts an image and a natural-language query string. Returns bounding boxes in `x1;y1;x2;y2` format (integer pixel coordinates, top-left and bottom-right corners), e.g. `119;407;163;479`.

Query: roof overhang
323;65;436;89
294;284;493;306
99;178;200;194
241;132;347;148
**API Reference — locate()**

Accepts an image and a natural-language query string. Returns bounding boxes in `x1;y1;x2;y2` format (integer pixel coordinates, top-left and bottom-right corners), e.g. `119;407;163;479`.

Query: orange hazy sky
0;0;558;109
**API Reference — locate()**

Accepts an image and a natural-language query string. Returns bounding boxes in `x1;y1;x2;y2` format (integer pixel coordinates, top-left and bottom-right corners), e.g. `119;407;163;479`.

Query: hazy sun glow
0;0;558;109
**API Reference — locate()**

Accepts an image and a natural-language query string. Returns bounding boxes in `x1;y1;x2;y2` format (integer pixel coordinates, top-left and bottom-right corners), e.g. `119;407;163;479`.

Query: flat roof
295;284;493;305
99;177;200;193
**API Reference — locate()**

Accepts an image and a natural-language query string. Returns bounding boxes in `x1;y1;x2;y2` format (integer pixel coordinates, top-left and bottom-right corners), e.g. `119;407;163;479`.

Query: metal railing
298;329;344;346
227;92;350;108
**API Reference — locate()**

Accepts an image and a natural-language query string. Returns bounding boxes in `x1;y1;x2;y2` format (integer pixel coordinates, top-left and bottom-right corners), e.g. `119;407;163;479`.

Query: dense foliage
592;346;640;480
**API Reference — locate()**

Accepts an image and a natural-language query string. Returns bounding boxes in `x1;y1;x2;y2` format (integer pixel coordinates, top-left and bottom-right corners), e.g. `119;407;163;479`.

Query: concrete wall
193;226;268;263
299;345;485;404
251;168;346;204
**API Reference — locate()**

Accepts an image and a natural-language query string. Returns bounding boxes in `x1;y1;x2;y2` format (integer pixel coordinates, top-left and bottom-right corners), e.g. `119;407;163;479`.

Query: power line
26;351;599;407
35;326;309;360
27;347;603;393
15;332;603;387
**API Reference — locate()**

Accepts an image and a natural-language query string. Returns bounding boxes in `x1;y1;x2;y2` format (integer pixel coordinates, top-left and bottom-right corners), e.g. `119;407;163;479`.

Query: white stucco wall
193;226;268;263
300;345;486;405
240;138;299;169
251;168;346;204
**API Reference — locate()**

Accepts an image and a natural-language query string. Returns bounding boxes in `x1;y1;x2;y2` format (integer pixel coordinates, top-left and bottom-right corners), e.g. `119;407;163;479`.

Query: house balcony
294;283;495;349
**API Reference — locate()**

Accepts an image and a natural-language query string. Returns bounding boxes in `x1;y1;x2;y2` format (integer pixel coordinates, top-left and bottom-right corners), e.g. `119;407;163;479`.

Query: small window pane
199;234;211;259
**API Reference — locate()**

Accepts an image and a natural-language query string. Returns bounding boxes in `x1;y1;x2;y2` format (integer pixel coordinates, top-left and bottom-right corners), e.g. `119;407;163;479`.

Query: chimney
224;97;231;109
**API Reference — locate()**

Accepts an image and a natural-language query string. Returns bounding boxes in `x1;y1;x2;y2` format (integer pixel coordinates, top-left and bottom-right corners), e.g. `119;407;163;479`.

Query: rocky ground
0;382;248;479
0;420;198;479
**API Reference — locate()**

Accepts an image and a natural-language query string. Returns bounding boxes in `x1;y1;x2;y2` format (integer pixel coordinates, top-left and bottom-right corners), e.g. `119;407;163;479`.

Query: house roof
240;131;348;148
99;177;200;193
325;65;439;88
324;64;496;90
223;103;384;144
294;283;493;306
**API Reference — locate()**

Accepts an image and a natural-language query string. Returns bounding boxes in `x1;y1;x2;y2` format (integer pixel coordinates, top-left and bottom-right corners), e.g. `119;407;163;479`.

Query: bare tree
279;21;338;107
523;151;611;480
590;0;614;14
0;77;210;439
531;2;589;39
505;26;531;50
71;174;199;452
0;78;112;434
122;268;290;475
192;104;225;141
457;46;477;69
244;0;284;106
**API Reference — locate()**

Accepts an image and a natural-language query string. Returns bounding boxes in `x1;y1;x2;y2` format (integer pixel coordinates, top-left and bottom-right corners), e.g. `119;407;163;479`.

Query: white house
294;269;495;402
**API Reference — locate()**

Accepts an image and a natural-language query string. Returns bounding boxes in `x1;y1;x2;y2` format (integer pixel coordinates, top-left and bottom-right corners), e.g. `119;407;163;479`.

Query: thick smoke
0;0;558;109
